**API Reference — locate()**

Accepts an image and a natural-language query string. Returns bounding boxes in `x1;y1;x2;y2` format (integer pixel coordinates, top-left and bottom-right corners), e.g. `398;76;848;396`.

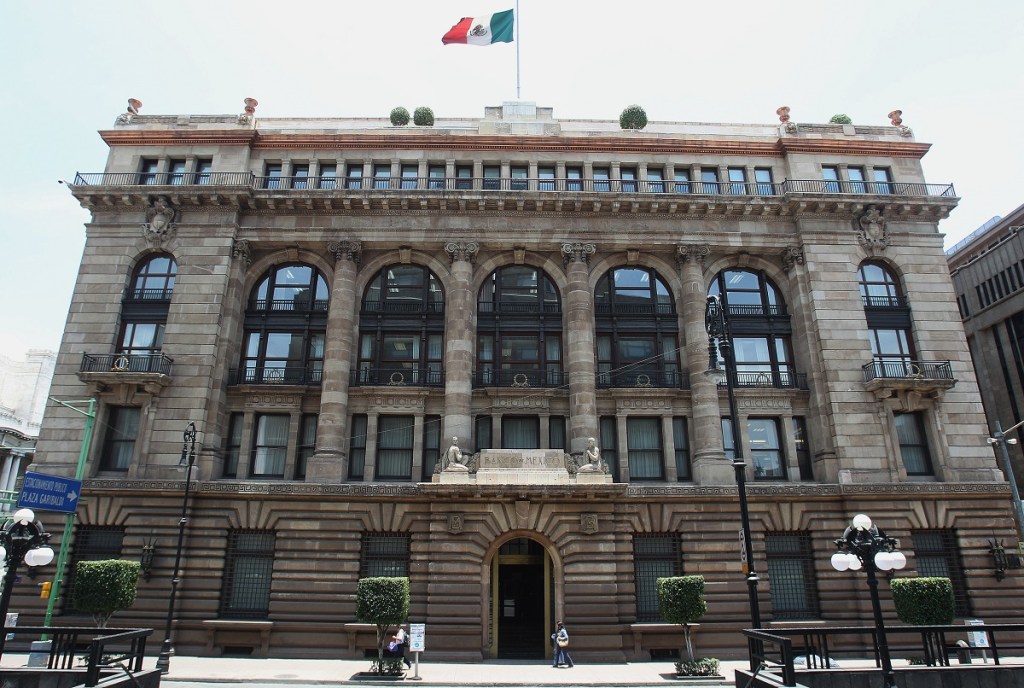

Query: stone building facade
948;204;1024;495
0;349;55;503
24;101;1021;660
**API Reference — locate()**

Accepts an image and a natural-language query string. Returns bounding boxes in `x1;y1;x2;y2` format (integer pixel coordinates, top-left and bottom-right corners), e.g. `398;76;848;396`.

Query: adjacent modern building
20;100;1022;660
948;205;1024;496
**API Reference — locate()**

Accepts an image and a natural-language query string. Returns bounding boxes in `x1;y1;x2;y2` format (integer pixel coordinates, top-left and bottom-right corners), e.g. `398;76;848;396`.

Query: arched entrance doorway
491;537;552;658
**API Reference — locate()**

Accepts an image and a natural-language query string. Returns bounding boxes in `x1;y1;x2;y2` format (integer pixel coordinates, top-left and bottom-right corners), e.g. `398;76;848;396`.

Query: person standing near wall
550;621;574;668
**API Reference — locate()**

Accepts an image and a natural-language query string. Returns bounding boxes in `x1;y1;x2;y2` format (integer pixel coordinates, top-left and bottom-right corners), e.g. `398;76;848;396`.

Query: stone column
562;241;599;453
678;244;732;484
443;241;479;449
306;239;361;483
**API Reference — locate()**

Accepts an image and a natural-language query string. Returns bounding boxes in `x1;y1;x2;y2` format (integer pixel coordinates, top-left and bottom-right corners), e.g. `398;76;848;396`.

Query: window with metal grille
63;526;125;614
633;533;683;621
765;532;820;620
220;530;275;619
911;529;971;617
360;533;411;578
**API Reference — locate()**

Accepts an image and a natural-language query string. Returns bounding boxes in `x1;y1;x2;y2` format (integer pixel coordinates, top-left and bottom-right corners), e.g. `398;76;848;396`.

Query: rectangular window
722;417;736;461
728;167;747;195
139;159;159;185
196;158;213;185
401;164;418;190
627;417;664;480
538;166;556;191
510;165;528;190
822;166;840;193
673;417;691;481
64;526;125;614
428;165;446;190
766;532;820;619
549;416;566;450
600;416;618;482
476;416;493;450
373;164;391;190
873;168;893;194
100;406;140;471
700;168;720;194
377;415;414;480
169;159;187;185
566;166;583;192
674;169;691;193
348;414;367;480
749;417;786;480
264;163;282;189
291;163;309;189
754;168;774;195
346;164;363;190
647;167;665;193
455;165;473;190
360;533;410;578
119;321;165;357
592;167;611;192
848;166;866;193
423;415;441;480
220;530;275;619
318;163;337;189
295;414;317;480
620;166;638;192
895;412;934;475
912;530;971;617
502;416;540;449
223;413;244;478
483;165;501;190
633;534;682;621
793;417;813;481
252;414;288;477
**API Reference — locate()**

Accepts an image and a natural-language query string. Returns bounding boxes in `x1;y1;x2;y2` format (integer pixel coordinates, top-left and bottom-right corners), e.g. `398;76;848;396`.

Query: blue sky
1;0;1021;359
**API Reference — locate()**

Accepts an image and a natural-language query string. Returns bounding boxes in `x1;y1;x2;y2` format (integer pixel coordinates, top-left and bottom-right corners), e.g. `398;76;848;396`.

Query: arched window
129;254;177;300
240;263;329;385
476;266;562;389
356;265;445;387
594;267;680;388
859;260;915;377
858;262;905;308
116;254;177;370
708;269;796;388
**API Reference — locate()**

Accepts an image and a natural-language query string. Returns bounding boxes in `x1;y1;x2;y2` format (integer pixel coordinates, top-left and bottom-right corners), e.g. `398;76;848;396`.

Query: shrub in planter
72;559;140;628
829;113;853;124
413;107;434;127
891;577;955;625
619;105;648;130
675;658;721;676
390;107;410;127
658;575;713;672
356;577;410;673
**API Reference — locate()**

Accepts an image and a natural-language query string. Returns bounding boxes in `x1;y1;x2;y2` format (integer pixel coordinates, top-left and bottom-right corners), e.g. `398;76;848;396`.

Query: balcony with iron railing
862;358;956;396
230;365;323;386
715;370;808;390
350;367;444;387
477;302;561;315
362;301;445;315
123;288;174;302
596;369;690;389
474;368;567;388
77;352;174;391
861;294;910;309
594;302;675;316
250;298;329;313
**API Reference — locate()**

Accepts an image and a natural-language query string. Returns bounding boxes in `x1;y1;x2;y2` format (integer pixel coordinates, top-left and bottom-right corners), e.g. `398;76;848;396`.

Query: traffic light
40;582;52;599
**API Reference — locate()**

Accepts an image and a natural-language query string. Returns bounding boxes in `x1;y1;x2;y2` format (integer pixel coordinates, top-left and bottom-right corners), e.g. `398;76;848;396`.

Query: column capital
781;245;804;272
445;241;479;264
328;239;362;264
676;243;710;265
561;241;596;266
232;239;252;267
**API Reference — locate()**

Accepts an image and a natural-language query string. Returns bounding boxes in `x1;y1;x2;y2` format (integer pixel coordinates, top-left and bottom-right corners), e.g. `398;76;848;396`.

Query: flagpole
515;0;521;99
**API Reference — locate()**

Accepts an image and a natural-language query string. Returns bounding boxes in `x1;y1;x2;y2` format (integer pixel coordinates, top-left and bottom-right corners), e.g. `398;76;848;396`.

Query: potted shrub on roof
390;107;410;127
891;576;956;666
620;104;648;131
658;575;721;678
356;576;410;676
413;106;434;127
829;113;853;124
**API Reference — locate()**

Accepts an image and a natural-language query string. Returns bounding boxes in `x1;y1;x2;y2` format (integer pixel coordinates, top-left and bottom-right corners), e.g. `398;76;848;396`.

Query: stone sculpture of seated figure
577;437;603;473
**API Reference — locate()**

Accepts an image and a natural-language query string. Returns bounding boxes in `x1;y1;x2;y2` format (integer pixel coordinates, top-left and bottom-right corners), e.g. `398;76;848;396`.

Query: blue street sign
17;471;82;513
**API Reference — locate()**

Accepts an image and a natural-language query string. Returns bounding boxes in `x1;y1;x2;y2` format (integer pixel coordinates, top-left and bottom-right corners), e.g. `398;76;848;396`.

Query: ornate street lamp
986;418;1024;542
831;514;907;688
155;422;198;674
705;295;761;630
0;508;55;656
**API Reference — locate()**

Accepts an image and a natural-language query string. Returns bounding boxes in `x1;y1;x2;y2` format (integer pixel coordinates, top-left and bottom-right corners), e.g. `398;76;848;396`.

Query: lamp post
705;295;761;631
0;508;55;656
831;514;907;688
987;419;1024;542
155;422;198;674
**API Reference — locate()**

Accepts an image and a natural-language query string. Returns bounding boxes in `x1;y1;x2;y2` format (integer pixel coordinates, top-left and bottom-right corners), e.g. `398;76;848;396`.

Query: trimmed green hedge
658;575;708;664
72;559;140;628
356;577;410;674
619;105;648;130
413;107;434;127
829;113;852;124
891;577;955;625
390;107;410;126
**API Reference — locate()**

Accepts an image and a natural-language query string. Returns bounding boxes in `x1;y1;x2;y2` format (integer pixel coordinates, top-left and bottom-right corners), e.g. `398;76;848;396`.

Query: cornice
96;130;930;160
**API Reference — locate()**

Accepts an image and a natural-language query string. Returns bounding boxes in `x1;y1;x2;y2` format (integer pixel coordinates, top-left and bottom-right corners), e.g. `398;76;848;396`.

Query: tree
71;560;140;628
355;577;409;673
658;575;706;662
390;107;410;127
619;105;648;130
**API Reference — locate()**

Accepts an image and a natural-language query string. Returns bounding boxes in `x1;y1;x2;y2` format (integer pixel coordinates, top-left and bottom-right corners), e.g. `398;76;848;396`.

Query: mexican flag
442;9;514;45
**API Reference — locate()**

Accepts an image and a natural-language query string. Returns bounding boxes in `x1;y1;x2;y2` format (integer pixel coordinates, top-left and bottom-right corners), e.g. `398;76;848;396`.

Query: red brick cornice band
99;130;932;159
